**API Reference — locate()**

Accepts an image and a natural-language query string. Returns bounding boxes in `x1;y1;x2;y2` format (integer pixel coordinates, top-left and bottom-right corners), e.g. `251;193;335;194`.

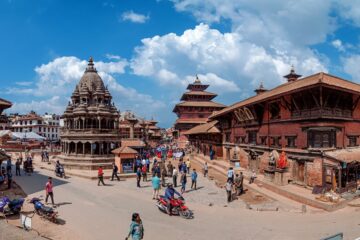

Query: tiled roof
184;120;220;135
121;139;146;147
211;72;360;118
175;118;207;124
174;101;226;108
112;146;138;154
0;98;12;107
324;148;360;163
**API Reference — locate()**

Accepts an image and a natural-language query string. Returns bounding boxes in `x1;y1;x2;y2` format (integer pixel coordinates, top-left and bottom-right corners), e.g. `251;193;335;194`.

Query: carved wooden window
269;102;281;119
308;130;336;148
260;136;267;145
248;131;257;145
286;136;297;148
348;136;358;147
271;136;281;147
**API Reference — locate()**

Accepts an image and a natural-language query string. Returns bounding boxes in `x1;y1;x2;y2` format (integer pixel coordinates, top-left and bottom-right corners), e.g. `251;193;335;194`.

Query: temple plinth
58;57;120;177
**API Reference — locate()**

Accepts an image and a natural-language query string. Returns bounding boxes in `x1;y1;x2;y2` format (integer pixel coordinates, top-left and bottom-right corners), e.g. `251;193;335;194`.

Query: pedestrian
145;158;150;172
167;161;173;177
152;174;161;200
98;166;106;186
191;169;198;190
111;163;120;181
15;158;21;176
225;179;233;203
161;166;167;187
249;170;256;184
125;213;144;240
227;167;234;183
6;159;11;174
7;171;12;189
136;167;141;188
203;162;208;177
172;168;178;187
45;177;55;205
180;172;187;194
239;172;244;194
142;164;147;182
186;159;191;174
234;173;242;196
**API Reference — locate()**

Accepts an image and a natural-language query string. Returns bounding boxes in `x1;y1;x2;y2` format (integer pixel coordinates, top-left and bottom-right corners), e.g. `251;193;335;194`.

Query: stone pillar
98;117;101;130
75;142;78;154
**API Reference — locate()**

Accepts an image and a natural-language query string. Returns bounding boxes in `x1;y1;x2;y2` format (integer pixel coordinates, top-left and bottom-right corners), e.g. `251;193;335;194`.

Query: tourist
125;213;144;240
249;170;256;184
191;169;198;190
227;167;234;183
45;177;55;205
186;159;191;174
210;149;215;160
141;164;147;182
98;166;106;186
161;166;167;187
167;161;174;177
15;158;21;176
180;172;187;194
136;167;141;188
145;158;150;173
135;158;141;173
6;158;11;174
111;163;120;181
141;158;146;168
7;171;12;189
234;173;243;196
225;179;233;203
152;174;160;200
172;168;178;187
239;172;244;194
203;162;208;177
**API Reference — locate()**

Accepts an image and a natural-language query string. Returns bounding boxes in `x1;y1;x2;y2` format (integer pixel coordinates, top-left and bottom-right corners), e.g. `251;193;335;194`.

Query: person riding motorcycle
164;183;182;216
55;161;65;177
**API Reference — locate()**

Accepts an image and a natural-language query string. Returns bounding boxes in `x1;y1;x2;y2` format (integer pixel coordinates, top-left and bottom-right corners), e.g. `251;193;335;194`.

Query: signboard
21;214;31;230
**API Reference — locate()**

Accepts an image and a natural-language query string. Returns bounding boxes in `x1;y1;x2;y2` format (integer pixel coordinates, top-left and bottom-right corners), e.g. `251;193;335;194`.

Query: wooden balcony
291;108;352;119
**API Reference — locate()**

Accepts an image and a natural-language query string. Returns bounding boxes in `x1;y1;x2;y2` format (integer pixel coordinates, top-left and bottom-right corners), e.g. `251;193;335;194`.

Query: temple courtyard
1;157;359;240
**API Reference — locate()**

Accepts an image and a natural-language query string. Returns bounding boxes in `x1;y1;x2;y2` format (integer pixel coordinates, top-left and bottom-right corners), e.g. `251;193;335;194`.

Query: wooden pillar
83;142;85;155
75;142;78;154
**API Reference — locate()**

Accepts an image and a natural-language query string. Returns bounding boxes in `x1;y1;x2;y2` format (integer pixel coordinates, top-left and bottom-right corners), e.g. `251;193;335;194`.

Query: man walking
203;162;208;177
136;167;141;188
186;159;191;174
172;168;178;187
142;164;147;182
191;169;198;190
111;163;120;181
15;158;21;176
7;171;12;189
152;174;160;200
45;177;54;205
227;167;234;183
234;173;243;196
225;179;233;203
180;172;187;194
98;166;106;186
6;159;11;174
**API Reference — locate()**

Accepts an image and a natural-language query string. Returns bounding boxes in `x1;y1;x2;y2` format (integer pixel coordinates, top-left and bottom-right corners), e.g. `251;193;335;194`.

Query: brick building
173;76;226;147
187;69;360;193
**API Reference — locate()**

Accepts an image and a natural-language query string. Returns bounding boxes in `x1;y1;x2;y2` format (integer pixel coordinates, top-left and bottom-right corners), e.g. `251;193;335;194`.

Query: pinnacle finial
194;74;201;83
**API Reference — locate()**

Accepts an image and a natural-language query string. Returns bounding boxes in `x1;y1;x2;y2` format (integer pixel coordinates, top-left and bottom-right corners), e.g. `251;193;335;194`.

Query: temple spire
284;65;301;82
86;56;96;72
254;81;267;95
194;74;201;84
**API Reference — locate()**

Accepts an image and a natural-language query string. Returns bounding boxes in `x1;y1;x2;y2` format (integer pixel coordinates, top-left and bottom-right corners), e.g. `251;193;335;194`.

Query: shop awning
324;148;360;164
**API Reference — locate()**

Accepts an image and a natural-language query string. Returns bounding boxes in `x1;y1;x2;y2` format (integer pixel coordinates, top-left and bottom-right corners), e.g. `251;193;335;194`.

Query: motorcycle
0;196;24;216
55;165;65;178
29;197;58;223
156;195;193;219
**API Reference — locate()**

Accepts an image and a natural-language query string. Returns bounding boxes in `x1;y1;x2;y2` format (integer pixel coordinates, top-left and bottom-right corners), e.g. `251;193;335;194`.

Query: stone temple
58;57;120;178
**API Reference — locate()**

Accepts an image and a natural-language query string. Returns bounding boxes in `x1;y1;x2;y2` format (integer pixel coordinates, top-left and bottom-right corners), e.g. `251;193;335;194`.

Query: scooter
29;197;58;223
0;196;24;216
55;165;65;178
156;195;193;219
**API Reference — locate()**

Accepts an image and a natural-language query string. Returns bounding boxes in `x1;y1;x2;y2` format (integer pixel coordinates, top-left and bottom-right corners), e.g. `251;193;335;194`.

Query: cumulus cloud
343;55;360;82
121;11;149;23
15;81;33;86
8;56;164;118
131;23;326;96
332;39;345;52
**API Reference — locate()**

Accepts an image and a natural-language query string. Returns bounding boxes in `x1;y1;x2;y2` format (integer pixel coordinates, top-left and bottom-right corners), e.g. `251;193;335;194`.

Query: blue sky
2;0;360;128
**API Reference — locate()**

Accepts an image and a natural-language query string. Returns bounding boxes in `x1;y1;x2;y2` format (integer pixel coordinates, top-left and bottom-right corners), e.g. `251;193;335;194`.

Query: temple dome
79;57;105;93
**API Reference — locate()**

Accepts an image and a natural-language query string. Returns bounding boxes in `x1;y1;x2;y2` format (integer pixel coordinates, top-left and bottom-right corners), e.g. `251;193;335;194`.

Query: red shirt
142;166;147;173
98;168;103;176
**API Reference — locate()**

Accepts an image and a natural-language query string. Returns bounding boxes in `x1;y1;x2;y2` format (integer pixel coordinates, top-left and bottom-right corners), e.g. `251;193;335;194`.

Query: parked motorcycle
29;197;58;223
156;195;193;219
0;196;24;216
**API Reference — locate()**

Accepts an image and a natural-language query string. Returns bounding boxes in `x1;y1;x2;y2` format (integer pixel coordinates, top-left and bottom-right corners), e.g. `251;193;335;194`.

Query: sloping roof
211;72;360;119
11;132;45;140
112;146;138;154
0;98;12;107
324;148;360;164
174;101;226;108
0;130;11;138
175;118;207;124
184;120;220;135
121;139;146;148
180;91;217;100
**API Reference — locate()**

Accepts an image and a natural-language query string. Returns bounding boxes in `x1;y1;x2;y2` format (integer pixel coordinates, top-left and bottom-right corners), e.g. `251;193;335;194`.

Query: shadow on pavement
185;186;204;193
13;170;69;196
55;202;72;207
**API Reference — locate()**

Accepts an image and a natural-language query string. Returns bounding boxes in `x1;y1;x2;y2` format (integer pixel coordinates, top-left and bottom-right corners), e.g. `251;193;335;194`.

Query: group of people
225;167;246;203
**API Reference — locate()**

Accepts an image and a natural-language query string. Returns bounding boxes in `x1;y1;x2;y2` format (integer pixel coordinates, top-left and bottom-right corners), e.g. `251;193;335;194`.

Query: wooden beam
291;97;300;111
310;90;320;107
352;95;360;111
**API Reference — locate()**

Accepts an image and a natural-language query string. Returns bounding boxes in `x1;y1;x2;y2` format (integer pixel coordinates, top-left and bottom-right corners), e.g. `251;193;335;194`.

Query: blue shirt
128;221;144;240
191;172;198;181
165;187;181;199
152;176;160;189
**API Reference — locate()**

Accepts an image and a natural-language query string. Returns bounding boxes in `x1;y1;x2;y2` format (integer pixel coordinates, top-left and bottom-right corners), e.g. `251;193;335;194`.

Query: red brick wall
306;158;323;187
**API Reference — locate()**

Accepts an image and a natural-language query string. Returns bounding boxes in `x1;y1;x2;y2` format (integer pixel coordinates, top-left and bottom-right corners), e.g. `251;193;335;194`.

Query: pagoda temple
173;75;226;147
58;57;120;178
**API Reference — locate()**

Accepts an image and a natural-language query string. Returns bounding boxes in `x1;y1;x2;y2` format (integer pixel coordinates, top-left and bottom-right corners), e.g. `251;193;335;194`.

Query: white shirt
142;159;146;165
173;169;178;176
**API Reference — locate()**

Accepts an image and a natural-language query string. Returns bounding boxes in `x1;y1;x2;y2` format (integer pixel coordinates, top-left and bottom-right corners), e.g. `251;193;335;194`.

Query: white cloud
8;56;164;118
121;11;149;23
15;81;33;86
131;24;326;95
343;55;360;82
332;39;345;52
